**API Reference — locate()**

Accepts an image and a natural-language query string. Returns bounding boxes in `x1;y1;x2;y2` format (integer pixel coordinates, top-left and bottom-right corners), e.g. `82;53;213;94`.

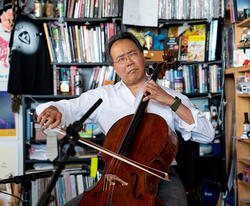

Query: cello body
79;113;178;206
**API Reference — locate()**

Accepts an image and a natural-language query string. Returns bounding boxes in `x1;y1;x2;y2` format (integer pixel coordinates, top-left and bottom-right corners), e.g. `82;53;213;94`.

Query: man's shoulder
91;81;122;93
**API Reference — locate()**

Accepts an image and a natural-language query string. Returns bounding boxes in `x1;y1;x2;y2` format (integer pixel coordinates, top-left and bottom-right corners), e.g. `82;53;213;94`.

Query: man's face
110;39;146;86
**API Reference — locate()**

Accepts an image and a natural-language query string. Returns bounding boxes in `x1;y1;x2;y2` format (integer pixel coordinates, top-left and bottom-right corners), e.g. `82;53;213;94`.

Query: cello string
107;182;113;205
109;184;115;206
102;94;151;195
101;179;108;205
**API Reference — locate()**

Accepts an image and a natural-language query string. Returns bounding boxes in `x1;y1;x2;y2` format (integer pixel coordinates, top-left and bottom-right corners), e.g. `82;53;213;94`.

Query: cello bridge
105;174;128;186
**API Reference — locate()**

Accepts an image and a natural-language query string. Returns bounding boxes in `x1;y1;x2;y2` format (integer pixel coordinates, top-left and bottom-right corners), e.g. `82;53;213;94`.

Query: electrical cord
0;190;23;202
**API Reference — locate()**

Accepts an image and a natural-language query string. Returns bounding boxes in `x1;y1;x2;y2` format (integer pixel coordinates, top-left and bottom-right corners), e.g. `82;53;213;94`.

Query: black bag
8;12;53;95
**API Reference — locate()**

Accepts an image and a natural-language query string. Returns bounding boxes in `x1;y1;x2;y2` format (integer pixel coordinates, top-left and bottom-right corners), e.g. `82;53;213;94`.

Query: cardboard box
143;50;164;62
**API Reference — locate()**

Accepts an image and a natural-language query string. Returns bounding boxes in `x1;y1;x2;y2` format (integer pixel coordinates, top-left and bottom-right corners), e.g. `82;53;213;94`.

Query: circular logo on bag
12;20;41;55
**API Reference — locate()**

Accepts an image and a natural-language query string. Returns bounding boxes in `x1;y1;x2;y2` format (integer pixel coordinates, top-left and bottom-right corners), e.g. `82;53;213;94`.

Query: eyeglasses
113;51;140;65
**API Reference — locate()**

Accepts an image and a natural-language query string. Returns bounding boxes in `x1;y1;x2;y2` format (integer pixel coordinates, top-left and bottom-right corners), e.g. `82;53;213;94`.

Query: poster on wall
122;0;158;27
0;91;16;136
0;8;12;91
0;142;18;179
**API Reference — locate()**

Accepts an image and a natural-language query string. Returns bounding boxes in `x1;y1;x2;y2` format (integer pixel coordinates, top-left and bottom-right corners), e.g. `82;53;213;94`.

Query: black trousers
65;167;188;206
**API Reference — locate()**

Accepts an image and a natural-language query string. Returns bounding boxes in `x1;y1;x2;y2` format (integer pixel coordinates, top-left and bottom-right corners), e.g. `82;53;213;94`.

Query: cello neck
117;62;165;156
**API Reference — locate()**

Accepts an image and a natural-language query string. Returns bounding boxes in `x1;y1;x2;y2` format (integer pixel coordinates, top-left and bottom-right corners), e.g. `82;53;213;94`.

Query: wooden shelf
237;41;250;49
225;56;250;206
237;94;250;98
237;18;250;27
225;65;250;75
239;180;250;188
239;157;250;166
238;139;250;144
239;198;250;205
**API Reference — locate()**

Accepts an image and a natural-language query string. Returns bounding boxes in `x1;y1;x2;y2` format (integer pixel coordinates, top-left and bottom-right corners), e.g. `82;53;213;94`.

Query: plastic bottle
57;0;64;18
46;0;54;17
34;0;43;17
60;71;70;95
74;71;82;96
212;138;221;156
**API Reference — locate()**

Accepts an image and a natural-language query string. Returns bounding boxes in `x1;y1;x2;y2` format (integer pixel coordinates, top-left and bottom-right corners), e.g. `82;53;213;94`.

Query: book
70;175;77;199
76;174;84;194
68;25;76;62
181;24;206;62
43;22;54;62
164;26;180;60
79;123;98;138
26;108;31;141
208;20;219;61
64;22;73;62
50;22;65;63
83;25;90;62
90;66;100;89
79;26;86;62
68;0;76;18
71;26;78;62
74;25;82;63
70;65;77;96
165;25;190;61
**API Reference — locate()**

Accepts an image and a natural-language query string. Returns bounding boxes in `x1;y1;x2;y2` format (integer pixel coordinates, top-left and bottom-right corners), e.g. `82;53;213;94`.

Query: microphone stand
37;98;103;206
0;171;54;206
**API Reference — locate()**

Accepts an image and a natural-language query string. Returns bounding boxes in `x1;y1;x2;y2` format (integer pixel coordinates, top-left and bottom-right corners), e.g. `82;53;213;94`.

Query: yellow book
75;25;82;63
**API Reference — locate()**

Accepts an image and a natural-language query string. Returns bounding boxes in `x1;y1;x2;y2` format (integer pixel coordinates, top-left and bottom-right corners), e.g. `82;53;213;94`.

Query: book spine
75;25;82;63
79;26;86;62
205;22;210;62
53;65;57;95
70;65;77;95
68;25;76;62
64;22;72;62
94;0;99;18
26;108;31;141
43;22;54;63
83;26;90;63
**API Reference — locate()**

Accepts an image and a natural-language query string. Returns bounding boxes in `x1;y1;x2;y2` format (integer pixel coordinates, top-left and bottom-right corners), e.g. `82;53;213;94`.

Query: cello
79;50;180;206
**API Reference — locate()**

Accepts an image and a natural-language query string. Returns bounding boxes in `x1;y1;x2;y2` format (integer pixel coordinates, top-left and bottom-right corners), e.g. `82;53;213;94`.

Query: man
36;32;214;206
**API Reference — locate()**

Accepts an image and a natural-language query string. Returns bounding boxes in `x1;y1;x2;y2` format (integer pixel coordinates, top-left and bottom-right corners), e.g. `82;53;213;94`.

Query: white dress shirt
36;80;215;144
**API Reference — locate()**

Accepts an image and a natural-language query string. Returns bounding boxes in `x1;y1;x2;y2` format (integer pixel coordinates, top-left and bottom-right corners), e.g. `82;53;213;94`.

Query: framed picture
234;0;250;21
0;91;16;136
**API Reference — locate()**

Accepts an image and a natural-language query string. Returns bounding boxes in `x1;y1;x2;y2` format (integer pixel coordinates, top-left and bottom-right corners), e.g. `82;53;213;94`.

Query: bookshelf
21;94;105;205
225;65;250;206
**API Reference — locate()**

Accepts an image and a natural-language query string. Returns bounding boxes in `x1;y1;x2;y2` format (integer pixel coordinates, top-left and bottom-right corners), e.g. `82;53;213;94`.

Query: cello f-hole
131;172;143;199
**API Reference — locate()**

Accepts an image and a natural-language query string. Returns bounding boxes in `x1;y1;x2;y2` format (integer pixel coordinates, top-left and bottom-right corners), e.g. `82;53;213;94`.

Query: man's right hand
37;106;62;129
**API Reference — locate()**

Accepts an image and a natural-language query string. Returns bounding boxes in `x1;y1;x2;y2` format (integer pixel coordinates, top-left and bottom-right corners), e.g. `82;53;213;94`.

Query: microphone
0;171;53;184
37;98;103;206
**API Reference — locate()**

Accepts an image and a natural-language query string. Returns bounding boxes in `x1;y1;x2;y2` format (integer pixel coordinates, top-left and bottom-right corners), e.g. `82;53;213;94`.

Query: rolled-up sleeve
174;94;215;144
35;89;102;128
